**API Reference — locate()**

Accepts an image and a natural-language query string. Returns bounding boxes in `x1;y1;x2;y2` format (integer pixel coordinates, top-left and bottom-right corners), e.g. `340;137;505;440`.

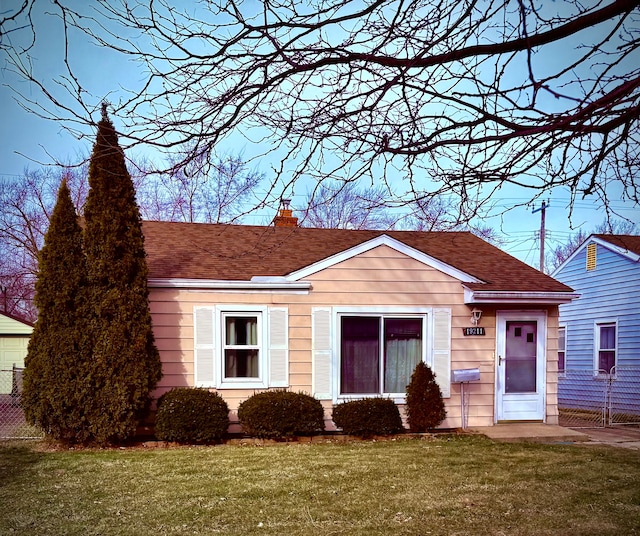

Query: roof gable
552;234;640;276
142;221;573;295
593;234;640;260
0;311;34;334
287;234;482;283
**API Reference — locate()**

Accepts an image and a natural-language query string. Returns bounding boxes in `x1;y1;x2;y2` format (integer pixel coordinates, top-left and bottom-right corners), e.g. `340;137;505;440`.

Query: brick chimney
273;198;298;227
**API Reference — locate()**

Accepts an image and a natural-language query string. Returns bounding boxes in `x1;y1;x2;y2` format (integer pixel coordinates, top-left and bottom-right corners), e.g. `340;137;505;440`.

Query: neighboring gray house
552;234;640;421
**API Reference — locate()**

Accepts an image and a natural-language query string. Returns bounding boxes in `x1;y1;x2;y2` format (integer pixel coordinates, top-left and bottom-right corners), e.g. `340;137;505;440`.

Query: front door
496;311;546;421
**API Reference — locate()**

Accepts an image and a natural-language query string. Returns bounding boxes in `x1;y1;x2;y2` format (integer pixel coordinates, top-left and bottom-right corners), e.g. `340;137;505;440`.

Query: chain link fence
0;367;43;439
558;366;640;428
608;365;640;426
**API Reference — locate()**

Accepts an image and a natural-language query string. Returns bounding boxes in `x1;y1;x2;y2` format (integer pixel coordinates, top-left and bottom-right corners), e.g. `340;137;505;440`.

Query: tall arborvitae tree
22;180;91;442
82;104;162;444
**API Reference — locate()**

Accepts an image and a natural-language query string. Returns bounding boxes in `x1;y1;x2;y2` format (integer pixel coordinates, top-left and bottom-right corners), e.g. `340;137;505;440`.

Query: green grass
1;435;639;535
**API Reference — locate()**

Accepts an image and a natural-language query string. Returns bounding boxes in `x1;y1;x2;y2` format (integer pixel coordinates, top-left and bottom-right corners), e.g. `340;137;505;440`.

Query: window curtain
384;338;421;393
341;317;379;394
226;317;258;345
384;318;422;393
225;350;259;377
225;317;259;378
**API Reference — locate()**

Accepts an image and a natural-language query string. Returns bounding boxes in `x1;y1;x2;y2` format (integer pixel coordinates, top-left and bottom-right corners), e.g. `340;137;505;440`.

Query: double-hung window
595;321;617;374
223;313;260;380
194;306;288;389
339;315;425;395
557;325;566;376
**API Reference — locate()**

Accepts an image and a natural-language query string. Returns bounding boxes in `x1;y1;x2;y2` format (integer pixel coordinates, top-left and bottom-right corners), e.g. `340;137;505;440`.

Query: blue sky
1;2;638;269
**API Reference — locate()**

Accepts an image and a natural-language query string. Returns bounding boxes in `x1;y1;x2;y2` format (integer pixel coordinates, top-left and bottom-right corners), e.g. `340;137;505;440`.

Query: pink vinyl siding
148;244;559;430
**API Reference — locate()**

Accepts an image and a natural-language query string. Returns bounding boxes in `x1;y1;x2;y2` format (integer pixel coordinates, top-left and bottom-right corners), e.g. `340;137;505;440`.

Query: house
0;311;33;396
552;234;640;423
142;208;577;432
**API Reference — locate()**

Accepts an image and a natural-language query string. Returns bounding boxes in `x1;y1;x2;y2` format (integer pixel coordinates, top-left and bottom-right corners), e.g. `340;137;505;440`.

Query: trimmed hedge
237;390;325;439
332;398;403;437
405;362;447;432
155;388;229;443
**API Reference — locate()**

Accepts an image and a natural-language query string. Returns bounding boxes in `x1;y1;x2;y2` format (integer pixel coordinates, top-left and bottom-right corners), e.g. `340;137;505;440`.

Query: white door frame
495;310;547;422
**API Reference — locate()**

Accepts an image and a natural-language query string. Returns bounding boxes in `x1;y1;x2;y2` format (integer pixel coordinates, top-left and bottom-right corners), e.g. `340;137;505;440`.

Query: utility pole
532;200;549;273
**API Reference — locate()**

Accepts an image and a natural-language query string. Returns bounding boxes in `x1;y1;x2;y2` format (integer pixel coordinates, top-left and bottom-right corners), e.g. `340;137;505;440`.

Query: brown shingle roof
141;221;573;293
593;234;640;256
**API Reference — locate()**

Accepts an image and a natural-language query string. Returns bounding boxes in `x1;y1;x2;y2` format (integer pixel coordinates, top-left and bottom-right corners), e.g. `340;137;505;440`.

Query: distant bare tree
300;182;504;245
0;245;36;320
299;182;397;229
2;0;638;223
138;153;263;223
0;167;89;320
399;197;505;246
0;153;261;317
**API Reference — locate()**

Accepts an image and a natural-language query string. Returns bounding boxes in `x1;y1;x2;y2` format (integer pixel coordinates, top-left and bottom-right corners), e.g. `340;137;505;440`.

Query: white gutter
464;287;580;305
148;278;311;292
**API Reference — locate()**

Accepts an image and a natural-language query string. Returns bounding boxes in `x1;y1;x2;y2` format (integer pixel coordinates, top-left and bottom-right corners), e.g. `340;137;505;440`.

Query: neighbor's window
557;326;566;375
340;315;424;395
223;313;260;379
596;322;616;374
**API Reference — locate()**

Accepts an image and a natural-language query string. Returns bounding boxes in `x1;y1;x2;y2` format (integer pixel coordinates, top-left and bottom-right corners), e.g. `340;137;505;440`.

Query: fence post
607;369;614;426
11;364;22;408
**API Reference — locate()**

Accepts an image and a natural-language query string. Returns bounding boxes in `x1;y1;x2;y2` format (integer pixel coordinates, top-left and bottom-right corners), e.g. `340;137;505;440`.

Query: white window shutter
194;307;216;387
268;307;289;387
432;308;451;398
312;307;332;400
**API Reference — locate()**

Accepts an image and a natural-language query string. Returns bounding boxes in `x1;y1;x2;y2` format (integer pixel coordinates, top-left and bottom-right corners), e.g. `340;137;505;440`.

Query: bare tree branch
3;0;639;222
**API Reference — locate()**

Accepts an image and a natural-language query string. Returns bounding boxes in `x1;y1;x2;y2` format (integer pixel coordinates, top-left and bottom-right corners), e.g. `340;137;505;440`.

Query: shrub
332;398;403;437
155;388;229;443
405;362;446;432
237;390;325;439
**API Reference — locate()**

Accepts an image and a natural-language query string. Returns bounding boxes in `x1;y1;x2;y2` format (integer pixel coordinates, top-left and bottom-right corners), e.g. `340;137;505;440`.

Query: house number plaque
462;327;486;336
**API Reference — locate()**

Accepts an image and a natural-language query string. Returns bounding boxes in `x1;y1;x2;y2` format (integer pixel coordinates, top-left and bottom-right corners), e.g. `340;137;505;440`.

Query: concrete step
471;424;590;443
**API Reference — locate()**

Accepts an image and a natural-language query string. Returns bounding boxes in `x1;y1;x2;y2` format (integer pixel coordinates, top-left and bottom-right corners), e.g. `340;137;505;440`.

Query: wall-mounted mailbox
452;368;480;383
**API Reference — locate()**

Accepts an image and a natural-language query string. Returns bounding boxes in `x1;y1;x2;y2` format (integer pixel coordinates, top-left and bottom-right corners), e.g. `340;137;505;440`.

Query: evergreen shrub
155;388;229;443
81;107;162;444
21;180;91;443
237;390;325;439
405;362;446;431
332;398;403;437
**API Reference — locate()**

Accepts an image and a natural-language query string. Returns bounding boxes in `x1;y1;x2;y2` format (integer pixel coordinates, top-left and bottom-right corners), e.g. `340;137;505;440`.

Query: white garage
0;312;33;395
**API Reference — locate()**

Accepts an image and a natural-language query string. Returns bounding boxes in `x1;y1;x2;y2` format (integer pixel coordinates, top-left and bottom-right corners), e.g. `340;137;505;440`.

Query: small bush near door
332;398;403;437
405;362;446;432
155;388;229;443
237;390;326;439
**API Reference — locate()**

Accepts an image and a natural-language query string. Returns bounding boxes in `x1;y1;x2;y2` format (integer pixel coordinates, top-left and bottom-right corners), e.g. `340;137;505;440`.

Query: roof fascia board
287;234;483;283
551;235;640;277
0;311;34;328
464;287;580;305
148;278;311;293
590;236;640;262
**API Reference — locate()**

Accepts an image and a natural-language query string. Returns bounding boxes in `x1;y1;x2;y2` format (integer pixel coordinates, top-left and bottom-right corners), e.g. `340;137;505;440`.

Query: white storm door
496;312;546;422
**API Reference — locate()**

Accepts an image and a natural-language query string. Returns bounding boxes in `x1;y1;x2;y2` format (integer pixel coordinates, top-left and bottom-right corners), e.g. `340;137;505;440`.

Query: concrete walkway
579;426;640;450
471;423;640;450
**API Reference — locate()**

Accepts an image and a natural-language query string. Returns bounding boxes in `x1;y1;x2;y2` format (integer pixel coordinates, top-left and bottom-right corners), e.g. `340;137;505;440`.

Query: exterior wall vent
586;242;597;271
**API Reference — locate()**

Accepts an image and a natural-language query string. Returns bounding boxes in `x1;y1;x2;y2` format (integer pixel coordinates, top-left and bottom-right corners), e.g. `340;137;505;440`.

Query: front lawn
1;435;639;535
